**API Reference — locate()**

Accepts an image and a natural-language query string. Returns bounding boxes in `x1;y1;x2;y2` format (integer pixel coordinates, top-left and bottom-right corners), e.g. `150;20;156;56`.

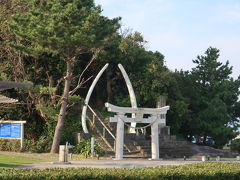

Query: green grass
209;157;236;161
0;154;47;168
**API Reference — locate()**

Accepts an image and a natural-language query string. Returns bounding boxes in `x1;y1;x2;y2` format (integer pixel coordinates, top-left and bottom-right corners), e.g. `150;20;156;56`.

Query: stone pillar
151;119;159;160
59;145;66;162
115;113;124;160
155;96;166;160
157;96;166;132
91;137;95;157
20;123;24;150
73;133;90;144
157;96;166;108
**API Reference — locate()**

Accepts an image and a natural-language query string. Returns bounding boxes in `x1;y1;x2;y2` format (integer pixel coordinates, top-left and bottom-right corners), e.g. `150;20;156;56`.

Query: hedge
1;162;240;179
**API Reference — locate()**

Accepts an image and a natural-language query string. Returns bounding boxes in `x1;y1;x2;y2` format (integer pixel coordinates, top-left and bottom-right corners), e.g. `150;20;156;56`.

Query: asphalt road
17;159;201;169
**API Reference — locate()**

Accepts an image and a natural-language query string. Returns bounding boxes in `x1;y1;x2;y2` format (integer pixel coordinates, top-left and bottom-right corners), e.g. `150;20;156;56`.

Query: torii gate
105;103;170;160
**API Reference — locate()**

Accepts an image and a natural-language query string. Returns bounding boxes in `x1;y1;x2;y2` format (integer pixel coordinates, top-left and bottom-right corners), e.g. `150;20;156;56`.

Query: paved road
17;159;201;169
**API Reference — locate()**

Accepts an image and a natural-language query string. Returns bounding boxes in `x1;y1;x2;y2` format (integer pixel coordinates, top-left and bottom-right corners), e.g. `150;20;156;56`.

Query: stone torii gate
105;103;170;160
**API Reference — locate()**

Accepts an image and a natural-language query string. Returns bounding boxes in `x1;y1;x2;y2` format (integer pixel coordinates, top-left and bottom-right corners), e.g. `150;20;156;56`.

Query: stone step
159;135;177;141
136;145;151;151
123;155;146;159
136;141;151;146
110;152;146;159
160;143;188;147
88;106;237;159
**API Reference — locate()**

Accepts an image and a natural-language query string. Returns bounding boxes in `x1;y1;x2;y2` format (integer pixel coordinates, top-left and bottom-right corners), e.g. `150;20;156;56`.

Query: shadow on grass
0;154;47;169
0;163;18;168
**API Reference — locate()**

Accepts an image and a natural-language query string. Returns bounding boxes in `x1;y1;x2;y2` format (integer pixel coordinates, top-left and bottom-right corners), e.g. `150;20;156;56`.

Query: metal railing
87;105;116;140
86;105;131;152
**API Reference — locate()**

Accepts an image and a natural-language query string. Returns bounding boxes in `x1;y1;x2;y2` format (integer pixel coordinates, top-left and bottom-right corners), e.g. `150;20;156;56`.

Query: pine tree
181;47;240;147
9;0;120;153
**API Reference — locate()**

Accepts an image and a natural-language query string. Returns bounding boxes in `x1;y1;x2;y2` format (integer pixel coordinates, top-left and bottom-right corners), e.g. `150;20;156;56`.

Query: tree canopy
172;47;240;147
0;0;239;152
7;0;120;153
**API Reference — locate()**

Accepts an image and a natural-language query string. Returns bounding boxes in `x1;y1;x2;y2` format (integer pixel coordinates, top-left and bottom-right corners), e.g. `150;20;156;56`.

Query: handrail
86;116;114;151
87;105;116;140
87;105;131;152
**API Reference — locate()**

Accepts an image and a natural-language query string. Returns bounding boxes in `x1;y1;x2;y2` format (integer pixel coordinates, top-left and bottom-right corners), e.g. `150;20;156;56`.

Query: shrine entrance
81;64;170;159
105;103;170;160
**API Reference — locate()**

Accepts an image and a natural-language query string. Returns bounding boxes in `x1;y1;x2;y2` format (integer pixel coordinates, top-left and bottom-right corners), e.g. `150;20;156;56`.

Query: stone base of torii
105;103;170;160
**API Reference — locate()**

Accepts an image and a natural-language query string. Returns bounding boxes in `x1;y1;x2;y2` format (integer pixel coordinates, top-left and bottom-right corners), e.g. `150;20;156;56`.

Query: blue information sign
0;123;21;138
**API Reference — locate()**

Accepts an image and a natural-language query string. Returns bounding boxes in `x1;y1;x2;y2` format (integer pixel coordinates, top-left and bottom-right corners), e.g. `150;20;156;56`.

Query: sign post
0;121;26;150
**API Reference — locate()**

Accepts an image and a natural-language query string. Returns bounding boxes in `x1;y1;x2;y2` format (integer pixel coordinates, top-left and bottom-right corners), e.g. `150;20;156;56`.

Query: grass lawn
209;157;237;161
0;154;46;168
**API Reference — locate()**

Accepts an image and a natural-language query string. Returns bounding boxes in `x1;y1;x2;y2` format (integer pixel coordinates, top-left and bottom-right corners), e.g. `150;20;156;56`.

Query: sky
95;0;240;79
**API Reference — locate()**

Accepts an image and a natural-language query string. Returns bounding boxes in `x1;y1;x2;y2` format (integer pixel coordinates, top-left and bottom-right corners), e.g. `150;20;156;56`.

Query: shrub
22;136;52;153
1;162;240;179
0;139;21;151
72;139;104;156
0;139;44;152
230;138;240;153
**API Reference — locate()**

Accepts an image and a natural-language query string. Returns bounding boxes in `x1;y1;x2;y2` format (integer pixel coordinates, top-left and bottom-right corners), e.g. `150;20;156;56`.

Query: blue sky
95;0;240;79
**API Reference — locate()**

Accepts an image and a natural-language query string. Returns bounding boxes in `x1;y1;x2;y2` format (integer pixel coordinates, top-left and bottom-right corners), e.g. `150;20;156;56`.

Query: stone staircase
86;106;115;151
124;133;236;159
124;133;190;158
86;105;133;156
85;105;236;159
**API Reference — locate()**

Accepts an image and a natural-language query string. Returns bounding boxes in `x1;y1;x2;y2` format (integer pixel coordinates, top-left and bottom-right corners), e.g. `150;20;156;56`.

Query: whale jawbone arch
81;63;137;134
118;64;137;133
81;63;109;133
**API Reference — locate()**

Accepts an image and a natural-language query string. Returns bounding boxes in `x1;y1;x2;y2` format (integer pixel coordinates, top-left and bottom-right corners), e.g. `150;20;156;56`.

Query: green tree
176;47;240;147
94;31;173;108
9;0;120;153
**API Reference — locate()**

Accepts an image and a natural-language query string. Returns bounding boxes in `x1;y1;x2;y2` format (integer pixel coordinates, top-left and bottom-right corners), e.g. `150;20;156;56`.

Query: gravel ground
2;151;238;169
17;159;201;169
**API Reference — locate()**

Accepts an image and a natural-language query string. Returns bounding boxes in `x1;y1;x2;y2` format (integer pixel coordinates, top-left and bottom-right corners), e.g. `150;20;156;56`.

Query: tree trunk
203;135;207;145
50;60;73;153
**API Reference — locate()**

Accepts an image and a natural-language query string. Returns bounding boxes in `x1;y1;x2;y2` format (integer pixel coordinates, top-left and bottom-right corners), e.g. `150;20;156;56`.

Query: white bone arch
81;63;109;133
118;64;137;133
81;63;138;133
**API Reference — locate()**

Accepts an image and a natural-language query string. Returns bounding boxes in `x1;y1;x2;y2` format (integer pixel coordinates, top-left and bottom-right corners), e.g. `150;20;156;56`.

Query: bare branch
69;75;93;95
78;48;101;85
67;102;75;109
69;48;102;95
56;78;64;89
